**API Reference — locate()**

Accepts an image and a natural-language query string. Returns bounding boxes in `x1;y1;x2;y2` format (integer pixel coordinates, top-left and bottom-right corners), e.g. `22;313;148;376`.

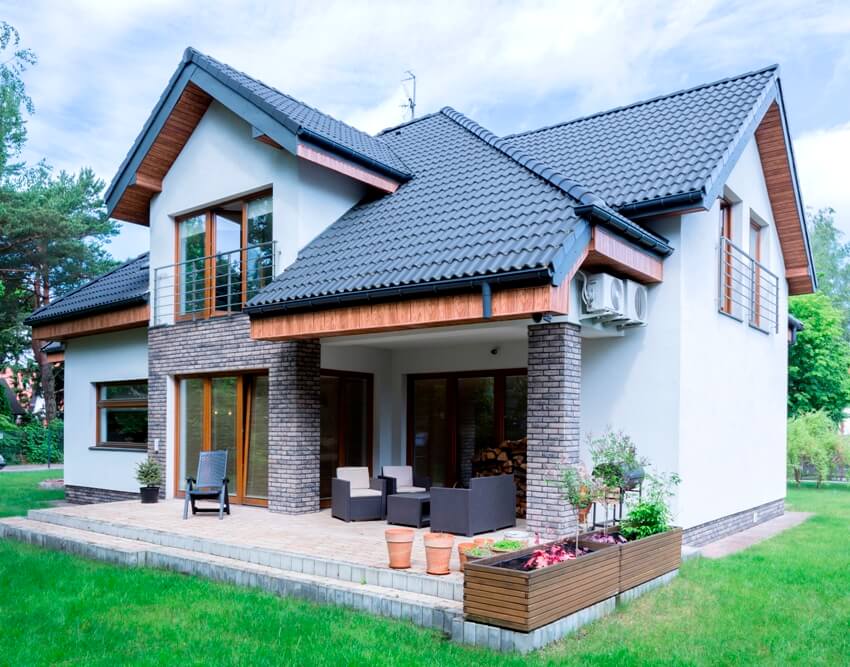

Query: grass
0;480;848;665
0;468;64;517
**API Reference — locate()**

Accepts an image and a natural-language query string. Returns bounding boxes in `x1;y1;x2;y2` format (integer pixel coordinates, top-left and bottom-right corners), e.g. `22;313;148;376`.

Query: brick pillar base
268;339;321;514
526;321;581;538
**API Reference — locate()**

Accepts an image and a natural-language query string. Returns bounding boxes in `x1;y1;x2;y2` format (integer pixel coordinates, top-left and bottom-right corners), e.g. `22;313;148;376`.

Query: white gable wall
148;100;366;325
63;328;149;493
676;137;789;528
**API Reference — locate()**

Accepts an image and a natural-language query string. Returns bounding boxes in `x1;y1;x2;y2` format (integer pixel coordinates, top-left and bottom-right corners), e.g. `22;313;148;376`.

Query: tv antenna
400;70;416;121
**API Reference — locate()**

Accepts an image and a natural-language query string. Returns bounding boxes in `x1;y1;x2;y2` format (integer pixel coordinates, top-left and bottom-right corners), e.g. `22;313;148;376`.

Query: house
25;49;814;544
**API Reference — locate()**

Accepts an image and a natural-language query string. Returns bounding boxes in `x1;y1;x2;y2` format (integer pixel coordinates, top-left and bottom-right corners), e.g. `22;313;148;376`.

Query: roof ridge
439;106;607;208
505;64;779;140
377;110;442;136
186;48;411;176
29;252;149;317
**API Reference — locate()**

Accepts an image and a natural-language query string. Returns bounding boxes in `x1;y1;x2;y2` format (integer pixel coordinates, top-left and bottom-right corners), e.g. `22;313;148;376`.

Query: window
750;221;763;328
176;192;273;318
719;199;734;316
96;381;148;448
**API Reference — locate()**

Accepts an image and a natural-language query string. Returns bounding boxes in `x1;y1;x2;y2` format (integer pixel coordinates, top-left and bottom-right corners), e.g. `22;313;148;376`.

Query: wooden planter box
463;541;619;632
619;527;682;591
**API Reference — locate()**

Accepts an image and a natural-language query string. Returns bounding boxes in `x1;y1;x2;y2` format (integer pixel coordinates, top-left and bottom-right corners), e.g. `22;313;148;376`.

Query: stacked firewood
472;437;527;518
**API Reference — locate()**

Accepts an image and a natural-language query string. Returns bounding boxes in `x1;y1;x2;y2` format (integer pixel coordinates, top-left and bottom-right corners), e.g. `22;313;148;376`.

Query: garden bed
463;540;619;632
580;527;683;592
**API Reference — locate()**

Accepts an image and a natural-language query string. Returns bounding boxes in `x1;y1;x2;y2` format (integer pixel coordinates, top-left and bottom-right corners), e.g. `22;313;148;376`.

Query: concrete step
0;517;461;635
26;507;462;603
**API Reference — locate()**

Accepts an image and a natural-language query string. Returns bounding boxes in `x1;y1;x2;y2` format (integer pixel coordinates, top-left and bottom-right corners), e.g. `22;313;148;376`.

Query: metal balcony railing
153;241;276;326
719;236;779;333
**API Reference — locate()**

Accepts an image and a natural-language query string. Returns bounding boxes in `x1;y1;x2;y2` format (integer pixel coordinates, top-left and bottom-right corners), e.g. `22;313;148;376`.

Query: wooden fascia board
30;304;150;341
296;140;400;193
105;64;195;219
250;284;568;341
130;173;162;193
583;226;664;284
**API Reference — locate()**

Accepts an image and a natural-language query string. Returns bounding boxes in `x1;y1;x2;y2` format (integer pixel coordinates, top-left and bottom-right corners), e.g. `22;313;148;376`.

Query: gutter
574;204;674;257
245;267;552;317
615;191;704;218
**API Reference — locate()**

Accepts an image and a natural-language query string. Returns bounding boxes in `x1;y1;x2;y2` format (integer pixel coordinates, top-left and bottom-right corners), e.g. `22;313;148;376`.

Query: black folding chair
183;450;230;520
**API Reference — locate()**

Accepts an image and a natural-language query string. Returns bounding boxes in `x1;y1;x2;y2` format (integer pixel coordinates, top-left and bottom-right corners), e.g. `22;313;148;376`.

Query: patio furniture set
330;465;517;537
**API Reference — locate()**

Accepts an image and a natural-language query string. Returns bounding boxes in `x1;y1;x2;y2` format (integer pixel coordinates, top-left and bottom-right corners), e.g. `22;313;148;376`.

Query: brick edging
65;485;140;504
682;498;784;546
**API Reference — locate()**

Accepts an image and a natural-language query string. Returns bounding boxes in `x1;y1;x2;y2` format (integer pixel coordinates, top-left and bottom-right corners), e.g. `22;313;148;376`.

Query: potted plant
490;538;526;553
557;463;603;548
423;532;454;575
589;429;646;491
385;527;415;569
135;457;162;504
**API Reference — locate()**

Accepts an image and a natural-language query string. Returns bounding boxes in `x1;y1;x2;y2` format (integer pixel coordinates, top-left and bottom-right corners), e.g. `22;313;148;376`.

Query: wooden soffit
251;284;568;341
31;304;150;341
755;101;815;295
581;226;664;284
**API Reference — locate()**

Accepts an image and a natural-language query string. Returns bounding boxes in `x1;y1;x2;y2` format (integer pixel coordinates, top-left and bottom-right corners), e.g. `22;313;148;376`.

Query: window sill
89;446;148;453
718;308;745;324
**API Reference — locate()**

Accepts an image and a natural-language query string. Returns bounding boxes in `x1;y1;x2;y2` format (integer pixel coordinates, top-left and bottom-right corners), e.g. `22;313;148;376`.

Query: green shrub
620;471;680;541
0;418;64;465
787;411;838;486
135;457;162;487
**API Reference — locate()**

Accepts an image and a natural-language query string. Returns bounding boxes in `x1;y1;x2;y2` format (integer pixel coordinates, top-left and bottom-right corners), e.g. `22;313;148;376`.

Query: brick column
526;321;581;538
268;338;321;514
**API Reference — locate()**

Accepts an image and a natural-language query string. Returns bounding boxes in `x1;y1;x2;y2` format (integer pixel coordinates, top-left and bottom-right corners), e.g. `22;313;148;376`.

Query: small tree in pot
135;457;162;504
589;429;646;491
557;463;603;548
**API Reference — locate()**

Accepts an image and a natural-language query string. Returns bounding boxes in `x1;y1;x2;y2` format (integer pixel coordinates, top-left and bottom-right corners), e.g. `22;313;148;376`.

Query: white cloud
795;122;850;236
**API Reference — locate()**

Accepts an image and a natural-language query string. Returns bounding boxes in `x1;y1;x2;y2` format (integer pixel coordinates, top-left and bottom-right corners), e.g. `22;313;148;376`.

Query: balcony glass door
213;210;242;312
177;374;269;505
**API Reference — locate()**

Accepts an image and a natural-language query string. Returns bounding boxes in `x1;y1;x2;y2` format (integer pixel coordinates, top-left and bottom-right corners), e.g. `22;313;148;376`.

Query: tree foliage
788;293;850;422
0;21;36;178
787;411;848;486
809;207;850;334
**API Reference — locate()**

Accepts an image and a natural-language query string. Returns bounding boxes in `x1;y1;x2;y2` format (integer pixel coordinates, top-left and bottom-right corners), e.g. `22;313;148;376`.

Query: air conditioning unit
623;280;649;326
581;273;625;319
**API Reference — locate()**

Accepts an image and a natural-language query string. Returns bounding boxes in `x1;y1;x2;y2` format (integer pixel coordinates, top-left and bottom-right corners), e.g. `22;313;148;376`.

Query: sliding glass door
408;370;527;488
320;371;373;503
177;373;269;505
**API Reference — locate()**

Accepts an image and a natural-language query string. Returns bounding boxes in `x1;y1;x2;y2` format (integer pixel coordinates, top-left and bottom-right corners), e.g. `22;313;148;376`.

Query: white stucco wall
148;100;365;325
676;137;788;528
63;328;149;493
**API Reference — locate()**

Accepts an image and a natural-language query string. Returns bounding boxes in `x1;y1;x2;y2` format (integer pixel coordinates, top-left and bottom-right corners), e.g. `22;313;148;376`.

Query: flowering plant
523;543;584;570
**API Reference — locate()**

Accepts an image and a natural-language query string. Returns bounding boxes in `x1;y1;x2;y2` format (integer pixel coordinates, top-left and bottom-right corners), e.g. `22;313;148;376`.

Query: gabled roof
246;108;671;314
105;48;410;224
506;66;779;212
24;253;149;325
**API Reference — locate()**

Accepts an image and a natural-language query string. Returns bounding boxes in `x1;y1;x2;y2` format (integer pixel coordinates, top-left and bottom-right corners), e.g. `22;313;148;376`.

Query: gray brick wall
526;321;581;538
66;484;139;504
148;315;320;514
683;498;784;546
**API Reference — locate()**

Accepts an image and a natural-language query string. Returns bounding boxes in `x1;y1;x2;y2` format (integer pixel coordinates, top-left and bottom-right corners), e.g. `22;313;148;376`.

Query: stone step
0;517;461;635
27;508;463;602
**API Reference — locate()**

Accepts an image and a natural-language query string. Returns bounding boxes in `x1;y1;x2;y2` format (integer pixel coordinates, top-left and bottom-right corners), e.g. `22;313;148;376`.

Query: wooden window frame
406;368;527;488
173;370;269;507
750;220;763;329
95;380;148;449
174;189;272;321
720;199;734;315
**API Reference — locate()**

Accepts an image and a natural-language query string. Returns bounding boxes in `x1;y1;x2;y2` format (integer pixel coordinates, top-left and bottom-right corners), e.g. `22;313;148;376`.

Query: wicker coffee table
386;492;430;528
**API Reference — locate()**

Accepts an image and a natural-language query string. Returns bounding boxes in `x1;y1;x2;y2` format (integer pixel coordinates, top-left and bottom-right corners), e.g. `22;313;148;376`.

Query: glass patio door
320;372;373;503
177;374;269;505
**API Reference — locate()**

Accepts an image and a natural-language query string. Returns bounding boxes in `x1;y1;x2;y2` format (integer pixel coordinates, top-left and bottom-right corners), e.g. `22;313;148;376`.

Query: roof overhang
30;303;149;341
105;51;406;225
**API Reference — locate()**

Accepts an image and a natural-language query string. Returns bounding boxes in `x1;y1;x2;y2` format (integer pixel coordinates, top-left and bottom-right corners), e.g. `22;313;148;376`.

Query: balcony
153;242;277;326
719;237;779;333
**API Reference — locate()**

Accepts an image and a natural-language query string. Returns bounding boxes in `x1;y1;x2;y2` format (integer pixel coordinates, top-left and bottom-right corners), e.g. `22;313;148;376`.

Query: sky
3;0;850;260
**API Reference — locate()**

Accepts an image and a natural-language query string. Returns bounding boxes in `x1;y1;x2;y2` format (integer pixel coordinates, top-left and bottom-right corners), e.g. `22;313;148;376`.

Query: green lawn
0;480;848;665
0;469;64;517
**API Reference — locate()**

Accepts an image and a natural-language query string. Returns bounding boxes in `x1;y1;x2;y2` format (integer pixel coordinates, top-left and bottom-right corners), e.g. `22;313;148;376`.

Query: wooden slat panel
30;304;150;341
583;226;664;284
619;528;682;591
754;102;814;295
250;284;569;340
296;141;400;193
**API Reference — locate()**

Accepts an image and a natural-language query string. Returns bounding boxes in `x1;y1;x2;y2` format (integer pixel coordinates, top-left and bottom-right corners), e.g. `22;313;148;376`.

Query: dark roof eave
573;204;674;257
245;267;553;318
297;128;412;182
615;190;705;218
24;294;148;327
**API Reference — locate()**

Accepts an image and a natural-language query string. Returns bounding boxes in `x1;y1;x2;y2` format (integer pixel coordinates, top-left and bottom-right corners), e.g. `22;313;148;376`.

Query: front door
320;371;373;504
177;373;269;505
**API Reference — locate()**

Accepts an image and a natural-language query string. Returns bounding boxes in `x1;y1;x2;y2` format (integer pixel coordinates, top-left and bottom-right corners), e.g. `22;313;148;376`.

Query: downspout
481;281;492;319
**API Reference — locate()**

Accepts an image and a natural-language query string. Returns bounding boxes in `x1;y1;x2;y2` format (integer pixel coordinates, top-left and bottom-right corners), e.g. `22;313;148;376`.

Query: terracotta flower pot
457;541;476;572
578;505;591;524
473;536;494;548
424;532;454;575
385;527;415;569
